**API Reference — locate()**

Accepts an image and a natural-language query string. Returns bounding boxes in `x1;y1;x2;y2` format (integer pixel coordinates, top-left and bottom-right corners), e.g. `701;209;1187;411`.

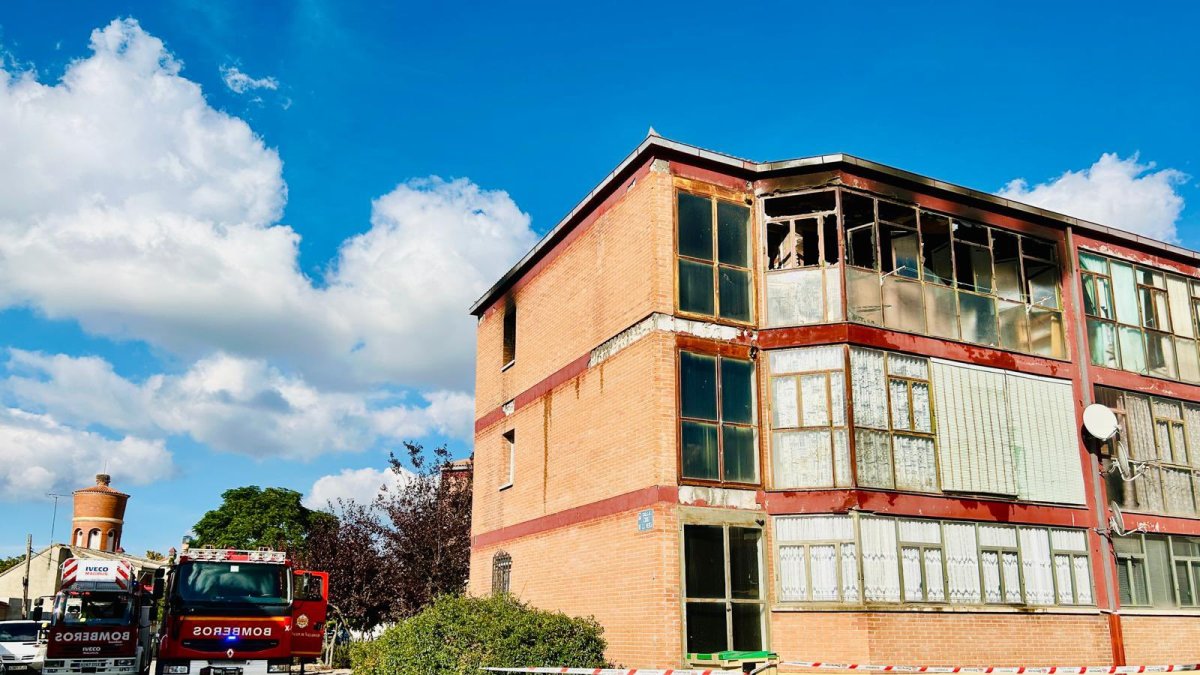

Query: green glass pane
958;291;998;346
731;603;764;651
681;352;718;420
679;259;715;315
678;192;713;261
1087;320;1120;369
684;525;725;598
1111;262;1140;326
682;421;720;480
1119;327;1148;374
718;268;752;322
720;358;754;424
722;426;756;483
1080;252;1109;274
717;201;750;267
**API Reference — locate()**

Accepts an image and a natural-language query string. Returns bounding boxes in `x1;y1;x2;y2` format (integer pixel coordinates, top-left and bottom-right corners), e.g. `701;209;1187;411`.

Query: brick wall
472;331;678;534
772;611;1111;669
474;167;675;419
1121;615;1200;663
469;504;683;668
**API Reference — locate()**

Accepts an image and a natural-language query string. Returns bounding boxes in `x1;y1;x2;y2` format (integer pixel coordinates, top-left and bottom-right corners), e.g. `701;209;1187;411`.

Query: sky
0;1;1197;557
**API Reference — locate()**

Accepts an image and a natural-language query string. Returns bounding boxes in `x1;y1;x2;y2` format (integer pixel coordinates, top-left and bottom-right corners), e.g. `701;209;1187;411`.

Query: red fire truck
155;547;328;675
43;558;154;675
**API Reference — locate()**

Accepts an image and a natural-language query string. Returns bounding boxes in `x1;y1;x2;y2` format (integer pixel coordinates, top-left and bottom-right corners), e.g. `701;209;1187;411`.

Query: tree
303;442;473;630
192;486;333;553
144;550;166;561
0;554;24;574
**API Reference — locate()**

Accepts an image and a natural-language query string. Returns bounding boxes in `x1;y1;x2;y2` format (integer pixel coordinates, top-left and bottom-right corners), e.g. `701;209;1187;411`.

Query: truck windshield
175;562;289;606
53;593;134;626
0;621;38;642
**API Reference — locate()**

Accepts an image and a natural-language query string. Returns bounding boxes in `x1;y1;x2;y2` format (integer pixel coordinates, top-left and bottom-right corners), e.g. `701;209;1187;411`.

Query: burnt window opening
502;300;516;367
763;190;839;272
500;429;515;490
683;524;764;654
841;192;876;270
491;551;512;595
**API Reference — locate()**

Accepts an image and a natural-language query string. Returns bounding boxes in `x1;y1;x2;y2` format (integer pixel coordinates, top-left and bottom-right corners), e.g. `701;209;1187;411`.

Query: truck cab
42;559;151;675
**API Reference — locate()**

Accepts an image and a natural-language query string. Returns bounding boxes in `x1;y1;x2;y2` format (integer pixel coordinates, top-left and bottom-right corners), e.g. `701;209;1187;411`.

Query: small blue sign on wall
637;509;654;532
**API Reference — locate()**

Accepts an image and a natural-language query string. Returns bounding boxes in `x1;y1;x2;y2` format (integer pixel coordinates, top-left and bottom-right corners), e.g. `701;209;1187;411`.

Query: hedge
351;594;609;675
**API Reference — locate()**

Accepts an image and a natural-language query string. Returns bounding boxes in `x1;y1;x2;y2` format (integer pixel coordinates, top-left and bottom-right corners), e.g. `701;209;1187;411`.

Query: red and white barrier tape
484;668;723;674
782;663;1200;674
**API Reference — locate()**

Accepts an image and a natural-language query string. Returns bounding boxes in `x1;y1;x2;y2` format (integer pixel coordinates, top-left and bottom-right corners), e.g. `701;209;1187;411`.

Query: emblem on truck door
295;614;309;629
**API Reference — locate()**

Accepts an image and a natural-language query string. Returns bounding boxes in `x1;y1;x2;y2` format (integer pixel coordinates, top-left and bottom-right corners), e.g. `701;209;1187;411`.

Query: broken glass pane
846;266;883;325
841;191;874;228
882;277;926;334
767;222;796;270
686;602;726;653
1111;262;1140;326
684;525;725;598
680;351;718;420
879;201;917;227
998;300;1029;353
958;291;999;346
797;218;822;268
682;422;719;480
880;224;921;279
764;190;835;217
679;259;714;316
1146;331;1178;380
729;527;762;600
992;231;1023;301
1025;258;1059;309
855;428;894;488
731;604;762;651
1087;320;1120;369
924;283;959;340
1140;287;1170;331
955;242;994;294
719;267;752;322
1029;308;1065;359
822;214;840;265
723;426;756;483
678;192;713;261
846;225;877;270
1023;237;1057;262
717;201;749;267
721;357;754;424
920;213;954;285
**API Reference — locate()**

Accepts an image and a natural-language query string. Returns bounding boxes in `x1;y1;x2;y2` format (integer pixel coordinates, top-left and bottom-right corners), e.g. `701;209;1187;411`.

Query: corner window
491;551;512;595
677;191;752;322
502;300;516;368
679;351;757;484
1115;533;1200;608
500;430;515;490
683;524;764;655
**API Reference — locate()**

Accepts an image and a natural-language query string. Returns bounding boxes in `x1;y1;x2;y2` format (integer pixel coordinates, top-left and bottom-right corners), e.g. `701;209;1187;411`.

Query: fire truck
42;558;154;675
155;547;328;675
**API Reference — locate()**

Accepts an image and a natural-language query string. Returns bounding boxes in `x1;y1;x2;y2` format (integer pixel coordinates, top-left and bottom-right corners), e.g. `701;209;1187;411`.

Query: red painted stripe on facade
757;323;1078;380
475;353;592;434
1074;232;1200;278
1122;511;1200;537
669;160;751;192
471;485;678;549
1089;365;1200;402
759;489;1093;527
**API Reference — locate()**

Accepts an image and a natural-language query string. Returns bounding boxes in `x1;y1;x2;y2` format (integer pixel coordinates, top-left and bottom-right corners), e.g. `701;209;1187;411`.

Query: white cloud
220;65;278;94
0;18;536;393
0;407;172;499
5;350;474;460
998;153;1188;243
303;466;414;509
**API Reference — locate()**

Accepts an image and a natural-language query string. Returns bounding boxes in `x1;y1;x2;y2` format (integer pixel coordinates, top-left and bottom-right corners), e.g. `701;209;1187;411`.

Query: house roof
469;134;1199;316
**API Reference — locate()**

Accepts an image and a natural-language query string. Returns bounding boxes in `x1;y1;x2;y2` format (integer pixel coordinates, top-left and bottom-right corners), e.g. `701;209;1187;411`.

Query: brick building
466;135;1200;668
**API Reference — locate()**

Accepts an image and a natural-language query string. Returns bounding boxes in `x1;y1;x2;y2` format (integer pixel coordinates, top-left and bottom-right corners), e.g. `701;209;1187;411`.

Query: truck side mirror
152;568;166;601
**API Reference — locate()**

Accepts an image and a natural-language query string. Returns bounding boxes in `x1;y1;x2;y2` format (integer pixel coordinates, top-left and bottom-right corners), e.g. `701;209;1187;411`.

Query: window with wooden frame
850;347;938;493
676;191;752;323
1115;533;1200;609
679;350;757;484
682;523;764;655
1097;386;1200;518
491;551;512;595
767;346;850;489
1079;252;1200;383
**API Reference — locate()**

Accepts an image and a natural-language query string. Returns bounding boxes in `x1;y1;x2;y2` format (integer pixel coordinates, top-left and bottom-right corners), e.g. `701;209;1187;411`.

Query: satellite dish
1083;404;1120;441
1109;501;1127;536
1115;440;1134;479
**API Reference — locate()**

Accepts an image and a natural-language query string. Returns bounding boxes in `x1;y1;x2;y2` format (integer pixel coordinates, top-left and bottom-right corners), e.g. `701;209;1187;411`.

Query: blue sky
0;1;1197;556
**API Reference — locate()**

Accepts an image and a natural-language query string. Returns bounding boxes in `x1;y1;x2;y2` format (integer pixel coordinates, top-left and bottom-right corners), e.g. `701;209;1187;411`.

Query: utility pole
20;534;32;618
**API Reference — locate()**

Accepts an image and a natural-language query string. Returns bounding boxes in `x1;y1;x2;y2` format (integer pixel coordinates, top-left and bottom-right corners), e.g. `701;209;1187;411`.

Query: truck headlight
115;659;136;667
165;666;190;674
267;664;290;673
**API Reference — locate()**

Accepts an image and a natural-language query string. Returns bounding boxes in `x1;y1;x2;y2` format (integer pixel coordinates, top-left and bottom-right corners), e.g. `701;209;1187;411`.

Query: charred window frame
761;189;842;327
491;551;512;595
1079;251;1200;383
679;350;758;485
502;300;517;369
676;191;753;323
842;188;1065;358
681;522;765;656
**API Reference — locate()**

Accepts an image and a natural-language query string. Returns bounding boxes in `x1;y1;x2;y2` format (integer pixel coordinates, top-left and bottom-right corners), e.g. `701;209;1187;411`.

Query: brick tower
71;474;129;552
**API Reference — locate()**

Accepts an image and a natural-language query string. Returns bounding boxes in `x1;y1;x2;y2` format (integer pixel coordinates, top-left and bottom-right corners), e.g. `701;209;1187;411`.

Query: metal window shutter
1005;372;1086;505
932;361;1016;495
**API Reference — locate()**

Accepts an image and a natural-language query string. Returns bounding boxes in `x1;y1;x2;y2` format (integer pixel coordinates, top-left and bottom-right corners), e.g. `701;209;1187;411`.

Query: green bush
350;594;608;675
